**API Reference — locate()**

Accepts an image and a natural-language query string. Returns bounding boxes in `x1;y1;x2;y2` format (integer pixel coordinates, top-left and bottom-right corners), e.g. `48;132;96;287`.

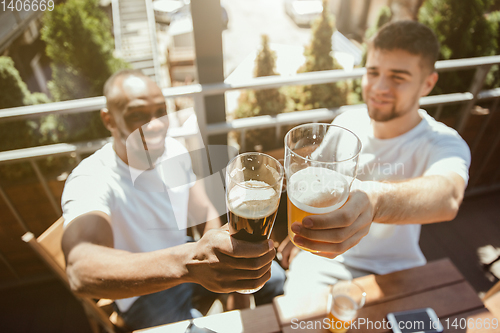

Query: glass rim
331;280;367;300
226;152;284;190
284;123;362;164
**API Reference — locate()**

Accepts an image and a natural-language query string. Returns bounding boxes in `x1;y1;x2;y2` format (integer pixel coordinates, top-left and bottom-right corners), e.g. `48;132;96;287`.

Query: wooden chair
483;280;500;320
22;217;128;333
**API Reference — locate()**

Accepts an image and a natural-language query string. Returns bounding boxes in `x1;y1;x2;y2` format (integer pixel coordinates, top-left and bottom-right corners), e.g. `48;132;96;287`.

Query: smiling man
281;21;471;296
60;70;285;330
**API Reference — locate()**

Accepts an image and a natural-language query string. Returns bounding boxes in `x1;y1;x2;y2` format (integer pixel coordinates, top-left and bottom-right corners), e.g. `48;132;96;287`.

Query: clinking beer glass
328;281;366;333
284;124;361;253
226;152;284;293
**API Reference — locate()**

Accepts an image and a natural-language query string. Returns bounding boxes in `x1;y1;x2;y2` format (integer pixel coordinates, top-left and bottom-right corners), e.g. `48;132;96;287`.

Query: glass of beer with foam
284;123;361;253
226;152;284;293
327;281;366;333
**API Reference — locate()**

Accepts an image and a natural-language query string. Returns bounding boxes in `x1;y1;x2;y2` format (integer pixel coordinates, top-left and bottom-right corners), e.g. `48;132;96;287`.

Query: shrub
38;0;129;145
42;0;128;100
419;0;500;94
0;56;50;151
235;35;287;151
293;0;347;111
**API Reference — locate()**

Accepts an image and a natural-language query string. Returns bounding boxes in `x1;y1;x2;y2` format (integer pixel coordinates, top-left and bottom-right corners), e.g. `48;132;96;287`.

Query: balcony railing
1;55;500;239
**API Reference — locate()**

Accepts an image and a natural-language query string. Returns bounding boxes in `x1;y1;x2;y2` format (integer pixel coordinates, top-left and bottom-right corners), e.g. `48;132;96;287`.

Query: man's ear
421;71;439;97
100;108;116;131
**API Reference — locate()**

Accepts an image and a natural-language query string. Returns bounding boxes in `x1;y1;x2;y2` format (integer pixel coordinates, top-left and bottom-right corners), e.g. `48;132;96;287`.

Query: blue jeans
115;260;286;331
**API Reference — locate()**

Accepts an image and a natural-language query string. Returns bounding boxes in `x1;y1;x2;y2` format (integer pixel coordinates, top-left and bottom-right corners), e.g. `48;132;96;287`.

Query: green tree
235;35;287;151
0;56;49;109
0;56;50;151
485;10;500;88
42;0;128;101
236;35;287;118
354;5;394;103
364;5;392;41
39;0;128;146
419;0;500;94
292;0;347;111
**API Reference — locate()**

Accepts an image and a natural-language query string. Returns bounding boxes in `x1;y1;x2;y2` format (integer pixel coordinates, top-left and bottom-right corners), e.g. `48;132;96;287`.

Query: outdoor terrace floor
1;191;499;333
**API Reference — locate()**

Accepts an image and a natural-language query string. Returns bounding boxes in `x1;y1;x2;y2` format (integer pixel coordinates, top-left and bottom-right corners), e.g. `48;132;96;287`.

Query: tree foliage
0;56;49;109
235;35;287;151
36;0;129;147
291;0;347;111
235;35;287;118
42;0;128;101
365;5;392;41
419;0;500;94
0;56;50;151
485;10;500;88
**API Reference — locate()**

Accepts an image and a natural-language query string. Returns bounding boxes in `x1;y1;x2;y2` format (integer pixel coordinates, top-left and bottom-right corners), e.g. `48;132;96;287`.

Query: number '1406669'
1;0;55;12
444;317;498;330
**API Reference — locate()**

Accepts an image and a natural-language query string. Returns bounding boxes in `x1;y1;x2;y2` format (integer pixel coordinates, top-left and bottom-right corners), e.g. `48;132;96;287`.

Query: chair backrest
483;280;500;320
22;218;126;333
22;217;68;285
37;217;66;269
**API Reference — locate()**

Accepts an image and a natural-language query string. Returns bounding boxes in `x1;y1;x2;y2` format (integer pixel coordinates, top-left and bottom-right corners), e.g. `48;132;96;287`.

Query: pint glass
226;152;284;293
327;281;366;333
284;123;361;253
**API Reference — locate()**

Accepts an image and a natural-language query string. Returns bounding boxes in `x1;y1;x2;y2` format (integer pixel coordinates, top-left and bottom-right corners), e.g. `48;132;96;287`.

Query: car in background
284;0;323;26
153;0;187;25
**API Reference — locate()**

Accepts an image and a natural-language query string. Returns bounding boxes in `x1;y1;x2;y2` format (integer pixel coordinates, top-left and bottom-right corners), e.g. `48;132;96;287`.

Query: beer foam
288;167;349;214
228;180;279;219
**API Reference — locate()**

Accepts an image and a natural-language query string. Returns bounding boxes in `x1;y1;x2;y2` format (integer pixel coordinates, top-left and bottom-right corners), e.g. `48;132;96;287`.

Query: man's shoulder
419;112;471;159
69;143;114;178
421;111;465;142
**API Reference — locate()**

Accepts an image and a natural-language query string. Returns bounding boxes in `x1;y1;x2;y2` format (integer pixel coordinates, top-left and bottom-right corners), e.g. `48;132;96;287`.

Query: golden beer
327;295;357;333
328;312;353;333
287;167;349;252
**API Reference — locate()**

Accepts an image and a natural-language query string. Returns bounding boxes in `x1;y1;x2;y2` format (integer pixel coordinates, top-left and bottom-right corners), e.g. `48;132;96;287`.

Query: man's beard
367;91;419;122
368;106;399;122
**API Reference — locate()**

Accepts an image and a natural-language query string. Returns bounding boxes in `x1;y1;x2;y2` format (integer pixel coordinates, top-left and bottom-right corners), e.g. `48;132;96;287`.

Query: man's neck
113;140;129;165
371;108;423;139
113;140;159;170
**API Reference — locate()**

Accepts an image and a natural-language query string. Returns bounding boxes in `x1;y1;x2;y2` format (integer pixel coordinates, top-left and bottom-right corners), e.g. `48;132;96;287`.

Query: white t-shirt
61;137;196;311
321;108;471;274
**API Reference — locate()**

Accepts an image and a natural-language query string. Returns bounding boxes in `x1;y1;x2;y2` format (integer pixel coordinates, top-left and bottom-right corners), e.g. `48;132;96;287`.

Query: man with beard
61;70;285;330
280;20;471;295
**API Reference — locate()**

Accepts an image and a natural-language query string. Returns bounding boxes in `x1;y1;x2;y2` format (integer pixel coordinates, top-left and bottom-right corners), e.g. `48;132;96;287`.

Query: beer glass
327;281;366;333
225;152;284;293
284;123;361;253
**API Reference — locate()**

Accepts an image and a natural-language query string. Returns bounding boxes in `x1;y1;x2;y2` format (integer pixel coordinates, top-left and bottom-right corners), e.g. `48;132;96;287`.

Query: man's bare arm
290;172;465;256
370;172;465;225
62;211;275;299
188;181;222;235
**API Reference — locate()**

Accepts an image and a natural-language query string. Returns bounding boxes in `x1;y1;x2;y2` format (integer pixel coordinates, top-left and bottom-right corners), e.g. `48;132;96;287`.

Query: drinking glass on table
225;152;284;294
328;280;366;333
284;123;362;253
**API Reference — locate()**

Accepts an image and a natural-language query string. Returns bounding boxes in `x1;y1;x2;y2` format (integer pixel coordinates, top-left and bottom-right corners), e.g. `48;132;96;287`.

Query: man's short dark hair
103;69;149;97
103;69;150;111
368;20;440;73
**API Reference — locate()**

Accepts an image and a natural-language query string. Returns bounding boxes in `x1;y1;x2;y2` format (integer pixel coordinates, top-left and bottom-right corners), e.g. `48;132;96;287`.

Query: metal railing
1;55;500;236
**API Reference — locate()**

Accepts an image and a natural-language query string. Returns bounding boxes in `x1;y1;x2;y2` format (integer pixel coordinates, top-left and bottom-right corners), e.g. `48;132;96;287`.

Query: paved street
222;0;312;77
